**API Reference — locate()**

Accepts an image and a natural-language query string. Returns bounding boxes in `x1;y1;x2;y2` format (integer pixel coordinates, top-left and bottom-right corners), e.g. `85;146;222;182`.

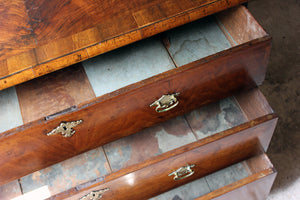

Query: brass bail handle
79;188;110;200
168;164;195;181
150;93;180;113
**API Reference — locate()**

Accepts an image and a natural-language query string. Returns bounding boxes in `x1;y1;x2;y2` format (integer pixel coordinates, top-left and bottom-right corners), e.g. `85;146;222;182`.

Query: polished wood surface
0;1;36;70
103;97;245;173
49;114;277;199
0;0;248;90
19;97;244;197
0;5;271;128
0;3;277;198
150;161;249;200
0;34;271;185
0;6;272;185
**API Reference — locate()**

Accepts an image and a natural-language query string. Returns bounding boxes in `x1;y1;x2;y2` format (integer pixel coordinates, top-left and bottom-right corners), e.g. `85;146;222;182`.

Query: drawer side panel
204;171;277;200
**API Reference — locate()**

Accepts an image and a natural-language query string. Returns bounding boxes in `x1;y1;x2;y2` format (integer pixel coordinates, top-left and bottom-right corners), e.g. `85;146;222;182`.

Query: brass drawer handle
168;164;195;181
47;120;83;137
150;93;180;113
79;188;109;200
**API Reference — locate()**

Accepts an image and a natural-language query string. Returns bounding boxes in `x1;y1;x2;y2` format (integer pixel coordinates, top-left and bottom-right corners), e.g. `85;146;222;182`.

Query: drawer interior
15;88;275;197
150;154;276;200
0;5;268;132
101;89;273;173
101;96;247;172
163;6;267;67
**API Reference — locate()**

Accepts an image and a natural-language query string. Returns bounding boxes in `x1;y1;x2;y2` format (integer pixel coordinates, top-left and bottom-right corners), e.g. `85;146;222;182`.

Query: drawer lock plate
150;93;180;113
169;164;195;181
47;120;83;137
79;188;110;200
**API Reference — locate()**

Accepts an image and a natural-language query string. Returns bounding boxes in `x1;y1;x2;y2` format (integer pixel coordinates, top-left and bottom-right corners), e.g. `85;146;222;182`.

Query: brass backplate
47;120;83;137
79;188;110;200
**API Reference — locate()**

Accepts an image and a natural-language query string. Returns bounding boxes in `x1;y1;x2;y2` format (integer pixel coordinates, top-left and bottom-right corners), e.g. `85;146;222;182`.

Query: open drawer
152;154;276;200
6;88;277;199
0;6;271;185
0;0;249;90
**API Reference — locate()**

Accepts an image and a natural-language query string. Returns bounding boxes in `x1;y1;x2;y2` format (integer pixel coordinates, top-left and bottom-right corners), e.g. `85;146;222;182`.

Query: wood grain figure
0;0;248;90
0;36;272;185
49;115;277;199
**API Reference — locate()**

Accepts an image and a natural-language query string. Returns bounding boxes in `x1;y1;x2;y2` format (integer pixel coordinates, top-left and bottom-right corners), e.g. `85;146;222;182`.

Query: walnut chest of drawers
0;1;277;199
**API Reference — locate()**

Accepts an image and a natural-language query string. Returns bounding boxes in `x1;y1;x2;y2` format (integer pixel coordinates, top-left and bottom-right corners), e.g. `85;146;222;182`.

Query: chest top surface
0;0;247;90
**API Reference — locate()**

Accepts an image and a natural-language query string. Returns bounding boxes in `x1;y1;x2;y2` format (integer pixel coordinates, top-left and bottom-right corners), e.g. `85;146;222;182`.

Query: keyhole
63;126;67;131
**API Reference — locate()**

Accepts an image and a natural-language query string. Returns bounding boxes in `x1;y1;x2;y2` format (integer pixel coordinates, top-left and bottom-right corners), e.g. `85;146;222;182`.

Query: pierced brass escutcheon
150;93;180;113
47;120;83;137
79;188;110;200
168;164;195;181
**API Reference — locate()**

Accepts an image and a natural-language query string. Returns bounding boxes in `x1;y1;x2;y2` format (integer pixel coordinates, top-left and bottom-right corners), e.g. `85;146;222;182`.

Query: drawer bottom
152;153;276;200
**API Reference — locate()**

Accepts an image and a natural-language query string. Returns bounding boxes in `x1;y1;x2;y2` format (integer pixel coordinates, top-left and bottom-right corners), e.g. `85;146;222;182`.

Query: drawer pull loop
150;93;180;113
47;120;83;137
168;164;195;181
79;188;109;200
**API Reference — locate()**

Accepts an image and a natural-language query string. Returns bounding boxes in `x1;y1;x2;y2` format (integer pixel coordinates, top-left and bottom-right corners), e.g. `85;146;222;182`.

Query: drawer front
0;38;271;185
49;114;277;200
150;154;276;200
